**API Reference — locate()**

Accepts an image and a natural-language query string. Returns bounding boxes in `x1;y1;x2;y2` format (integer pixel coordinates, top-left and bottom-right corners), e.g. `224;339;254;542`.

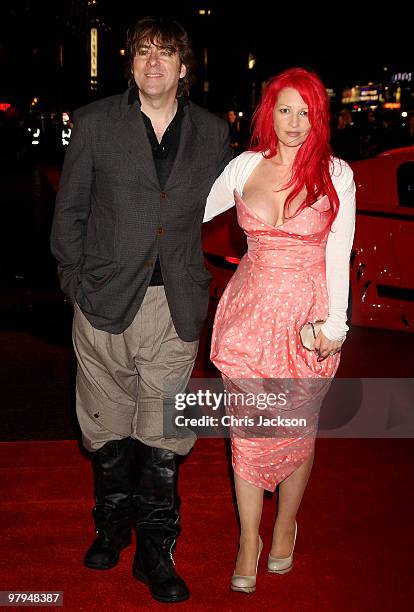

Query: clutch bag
299;320;325;351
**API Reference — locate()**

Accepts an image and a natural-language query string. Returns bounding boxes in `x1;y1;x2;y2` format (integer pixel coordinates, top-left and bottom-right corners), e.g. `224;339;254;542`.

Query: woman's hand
313;330;345;361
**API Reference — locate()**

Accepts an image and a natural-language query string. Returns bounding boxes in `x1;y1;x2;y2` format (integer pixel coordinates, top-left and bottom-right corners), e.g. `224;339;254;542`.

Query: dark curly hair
126;16;195;96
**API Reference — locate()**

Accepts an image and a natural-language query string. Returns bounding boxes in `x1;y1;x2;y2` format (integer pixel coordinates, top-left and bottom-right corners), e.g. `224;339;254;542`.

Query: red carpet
0;438;412;611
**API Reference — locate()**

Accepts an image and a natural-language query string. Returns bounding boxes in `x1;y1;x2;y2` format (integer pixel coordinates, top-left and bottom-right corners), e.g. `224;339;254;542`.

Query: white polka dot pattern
210;190;340;492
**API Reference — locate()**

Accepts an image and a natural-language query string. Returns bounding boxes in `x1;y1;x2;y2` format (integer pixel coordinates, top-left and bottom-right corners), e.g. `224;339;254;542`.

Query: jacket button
157;227;164;235
160;192;167;199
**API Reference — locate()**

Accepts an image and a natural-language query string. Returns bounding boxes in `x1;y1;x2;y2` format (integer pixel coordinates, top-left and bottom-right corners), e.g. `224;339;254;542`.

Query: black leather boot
132;443;190;603
84;438;135;570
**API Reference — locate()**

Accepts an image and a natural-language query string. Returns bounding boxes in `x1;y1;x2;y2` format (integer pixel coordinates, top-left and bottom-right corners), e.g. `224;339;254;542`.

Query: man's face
132;39;186;99
272;87;311;148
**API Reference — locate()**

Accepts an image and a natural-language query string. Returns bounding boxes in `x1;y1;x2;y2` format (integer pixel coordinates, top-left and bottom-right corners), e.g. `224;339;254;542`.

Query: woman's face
273;87;311;147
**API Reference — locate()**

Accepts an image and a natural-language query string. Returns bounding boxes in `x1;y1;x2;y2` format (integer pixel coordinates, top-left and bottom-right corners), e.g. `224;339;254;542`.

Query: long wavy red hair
250;67;339;222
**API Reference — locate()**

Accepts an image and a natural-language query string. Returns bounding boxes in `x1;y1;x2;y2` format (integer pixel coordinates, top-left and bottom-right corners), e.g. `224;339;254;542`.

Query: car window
397;162;414;207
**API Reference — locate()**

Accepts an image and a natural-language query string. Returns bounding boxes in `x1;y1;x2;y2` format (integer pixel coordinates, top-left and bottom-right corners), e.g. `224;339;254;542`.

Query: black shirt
132;90;186;285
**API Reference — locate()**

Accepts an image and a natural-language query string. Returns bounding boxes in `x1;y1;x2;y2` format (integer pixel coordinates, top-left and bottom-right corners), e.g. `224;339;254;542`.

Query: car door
390;161;414;287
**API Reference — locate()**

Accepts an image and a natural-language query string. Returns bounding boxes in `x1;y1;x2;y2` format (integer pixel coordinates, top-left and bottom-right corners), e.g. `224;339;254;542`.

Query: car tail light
225;256;240;265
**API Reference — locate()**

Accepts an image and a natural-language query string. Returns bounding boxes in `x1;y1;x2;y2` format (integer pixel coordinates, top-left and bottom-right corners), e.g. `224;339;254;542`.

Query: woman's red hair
250;67;339;222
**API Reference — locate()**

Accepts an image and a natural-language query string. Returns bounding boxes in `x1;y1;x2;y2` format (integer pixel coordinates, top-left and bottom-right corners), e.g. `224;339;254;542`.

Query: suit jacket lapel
165;102;201;191
110;90;202;192
114;93;160;189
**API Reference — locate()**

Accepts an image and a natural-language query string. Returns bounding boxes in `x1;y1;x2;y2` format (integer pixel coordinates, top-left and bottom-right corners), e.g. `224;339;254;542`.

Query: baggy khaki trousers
72;286;198;455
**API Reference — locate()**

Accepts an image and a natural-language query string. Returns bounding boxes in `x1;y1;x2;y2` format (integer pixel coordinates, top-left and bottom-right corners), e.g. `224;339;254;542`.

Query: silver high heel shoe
231;536;263;593
267;521;297;574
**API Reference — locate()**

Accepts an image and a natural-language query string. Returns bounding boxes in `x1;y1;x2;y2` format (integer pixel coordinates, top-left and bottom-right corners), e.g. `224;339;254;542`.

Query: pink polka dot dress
210;189;340;492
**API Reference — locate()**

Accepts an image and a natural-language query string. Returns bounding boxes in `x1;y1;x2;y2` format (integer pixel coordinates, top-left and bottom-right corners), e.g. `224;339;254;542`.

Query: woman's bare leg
270;450;315;557
233;471;264;575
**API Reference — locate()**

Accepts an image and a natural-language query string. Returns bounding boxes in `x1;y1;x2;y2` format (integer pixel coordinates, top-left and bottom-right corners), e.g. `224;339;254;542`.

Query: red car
202;146;414;333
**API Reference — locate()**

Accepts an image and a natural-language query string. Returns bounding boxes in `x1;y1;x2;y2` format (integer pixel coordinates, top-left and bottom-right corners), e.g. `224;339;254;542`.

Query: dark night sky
103;1;414;112
103;1;413;86
1;0;413;112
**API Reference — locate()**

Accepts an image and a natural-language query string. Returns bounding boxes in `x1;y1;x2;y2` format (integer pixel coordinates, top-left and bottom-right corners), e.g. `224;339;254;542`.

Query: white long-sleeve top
203;151;356;341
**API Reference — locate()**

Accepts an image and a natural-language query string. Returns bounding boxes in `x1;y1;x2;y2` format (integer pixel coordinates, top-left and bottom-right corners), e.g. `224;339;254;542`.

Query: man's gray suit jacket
50;88;232;341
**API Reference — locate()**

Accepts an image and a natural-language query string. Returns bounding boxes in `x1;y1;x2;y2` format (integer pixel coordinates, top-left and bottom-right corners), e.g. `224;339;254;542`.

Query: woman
203;67;356;593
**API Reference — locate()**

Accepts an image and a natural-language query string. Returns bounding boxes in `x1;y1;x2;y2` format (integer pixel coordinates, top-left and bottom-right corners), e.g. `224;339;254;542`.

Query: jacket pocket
81;254;118;293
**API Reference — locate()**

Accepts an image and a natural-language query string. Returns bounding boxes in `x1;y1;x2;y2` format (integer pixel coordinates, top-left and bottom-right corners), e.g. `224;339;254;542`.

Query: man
51;16;231;604
227;108;246;154
227;109;240;151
